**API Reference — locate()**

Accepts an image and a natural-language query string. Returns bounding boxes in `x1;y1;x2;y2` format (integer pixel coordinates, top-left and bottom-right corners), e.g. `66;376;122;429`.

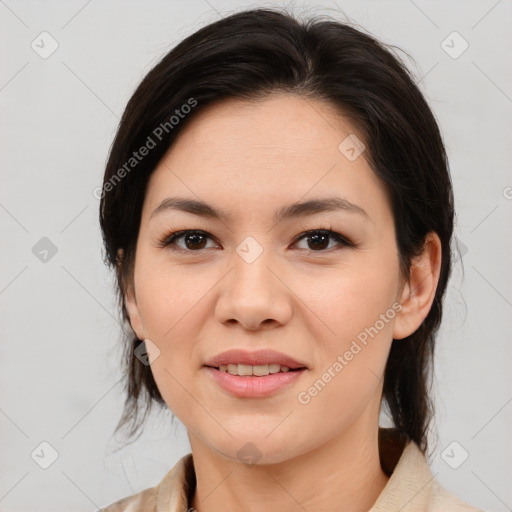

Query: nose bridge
231;235;276;302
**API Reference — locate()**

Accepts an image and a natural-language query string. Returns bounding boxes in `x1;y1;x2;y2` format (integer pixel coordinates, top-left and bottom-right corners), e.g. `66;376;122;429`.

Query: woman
98;7;481;512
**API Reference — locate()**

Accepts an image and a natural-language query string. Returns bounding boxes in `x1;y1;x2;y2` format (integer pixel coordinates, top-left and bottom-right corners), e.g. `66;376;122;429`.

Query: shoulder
428;480;483;512
372;433;483;512
97;485;158;512
95;453;194;512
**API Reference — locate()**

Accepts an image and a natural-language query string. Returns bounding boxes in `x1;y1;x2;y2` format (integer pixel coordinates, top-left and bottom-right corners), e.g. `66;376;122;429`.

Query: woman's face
125;93;409;464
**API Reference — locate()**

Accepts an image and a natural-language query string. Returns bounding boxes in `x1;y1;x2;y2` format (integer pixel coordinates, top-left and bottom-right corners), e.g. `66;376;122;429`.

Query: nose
214;245;293;331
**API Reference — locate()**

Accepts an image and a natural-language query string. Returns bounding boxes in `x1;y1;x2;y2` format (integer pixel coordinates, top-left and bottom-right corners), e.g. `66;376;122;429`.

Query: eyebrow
150;196;370;222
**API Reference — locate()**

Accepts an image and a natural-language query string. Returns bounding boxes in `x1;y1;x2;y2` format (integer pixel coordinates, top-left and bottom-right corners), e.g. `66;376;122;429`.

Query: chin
208;432;309;466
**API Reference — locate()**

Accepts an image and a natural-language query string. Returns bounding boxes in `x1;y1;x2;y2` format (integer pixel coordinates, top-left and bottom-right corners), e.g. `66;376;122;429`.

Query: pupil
186;233;206;250
309;233;328;250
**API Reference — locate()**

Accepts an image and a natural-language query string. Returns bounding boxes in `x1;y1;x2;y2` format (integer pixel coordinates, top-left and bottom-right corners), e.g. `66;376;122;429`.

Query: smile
216;363;302;376
204;366;307;398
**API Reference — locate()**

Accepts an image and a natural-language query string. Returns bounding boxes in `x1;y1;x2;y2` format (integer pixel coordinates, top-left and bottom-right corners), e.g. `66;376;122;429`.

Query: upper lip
204;349;307;369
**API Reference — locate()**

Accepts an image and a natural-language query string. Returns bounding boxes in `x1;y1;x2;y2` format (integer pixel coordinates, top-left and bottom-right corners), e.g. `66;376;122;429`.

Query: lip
204;349;307;370
204;366;307;398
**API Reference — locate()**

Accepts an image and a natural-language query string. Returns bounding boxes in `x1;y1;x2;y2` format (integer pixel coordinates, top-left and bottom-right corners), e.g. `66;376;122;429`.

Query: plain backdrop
1;1;511;511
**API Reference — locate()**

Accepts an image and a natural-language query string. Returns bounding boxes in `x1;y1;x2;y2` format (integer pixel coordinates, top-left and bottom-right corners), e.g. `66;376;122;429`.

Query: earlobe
117;248;145;340
125;286;145;340
393;232;442;340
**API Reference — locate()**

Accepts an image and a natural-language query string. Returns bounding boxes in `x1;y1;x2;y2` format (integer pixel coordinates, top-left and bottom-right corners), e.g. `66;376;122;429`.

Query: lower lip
204;366;306;398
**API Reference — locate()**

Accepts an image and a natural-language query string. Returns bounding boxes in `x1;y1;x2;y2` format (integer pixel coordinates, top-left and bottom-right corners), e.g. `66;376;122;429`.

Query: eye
157;228;353;254
293;229;352;252
157;230;218;252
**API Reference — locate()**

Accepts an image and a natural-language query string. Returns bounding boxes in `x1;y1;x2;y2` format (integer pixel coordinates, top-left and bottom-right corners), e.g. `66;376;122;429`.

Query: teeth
218;363;294;376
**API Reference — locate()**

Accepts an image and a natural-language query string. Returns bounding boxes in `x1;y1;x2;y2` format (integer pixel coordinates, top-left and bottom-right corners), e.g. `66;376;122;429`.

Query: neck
189;422;389;512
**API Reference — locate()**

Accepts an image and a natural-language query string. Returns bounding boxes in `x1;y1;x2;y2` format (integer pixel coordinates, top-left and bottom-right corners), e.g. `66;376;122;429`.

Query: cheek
295;280;396;435
134;255;211;338
303;254;399;346
300;251;399;393
132;257;214;414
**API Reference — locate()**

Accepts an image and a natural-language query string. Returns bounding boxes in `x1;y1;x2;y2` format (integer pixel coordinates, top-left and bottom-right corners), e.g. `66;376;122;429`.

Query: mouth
203;349;308;397
203;364;307;398
205;363;306;376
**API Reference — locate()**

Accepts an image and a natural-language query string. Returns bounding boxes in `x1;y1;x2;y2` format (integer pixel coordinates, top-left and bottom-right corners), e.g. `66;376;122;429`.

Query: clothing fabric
99;429;481;511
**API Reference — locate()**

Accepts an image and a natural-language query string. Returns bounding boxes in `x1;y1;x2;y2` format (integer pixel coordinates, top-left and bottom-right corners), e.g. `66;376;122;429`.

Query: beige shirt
99;430;482;511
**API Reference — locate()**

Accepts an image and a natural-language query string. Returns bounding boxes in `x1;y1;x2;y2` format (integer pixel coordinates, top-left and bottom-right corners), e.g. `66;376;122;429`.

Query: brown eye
159;230;217;251
294;229;351;252
182;232;208;250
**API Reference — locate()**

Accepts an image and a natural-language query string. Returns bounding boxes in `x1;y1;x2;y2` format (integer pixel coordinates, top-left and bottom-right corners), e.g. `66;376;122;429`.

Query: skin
123;93;442;512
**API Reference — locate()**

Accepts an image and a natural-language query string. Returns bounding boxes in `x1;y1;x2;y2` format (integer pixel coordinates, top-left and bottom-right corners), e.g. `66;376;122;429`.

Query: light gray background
1;0;511;510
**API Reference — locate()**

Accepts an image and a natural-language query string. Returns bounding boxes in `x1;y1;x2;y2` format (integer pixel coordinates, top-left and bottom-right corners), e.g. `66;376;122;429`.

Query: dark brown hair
99;7;454;454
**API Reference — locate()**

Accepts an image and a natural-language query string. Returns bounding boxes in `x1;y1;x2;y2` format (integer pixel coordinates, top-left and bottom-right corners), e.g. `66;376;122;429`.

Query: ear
117;248;145;340
393;232;442;340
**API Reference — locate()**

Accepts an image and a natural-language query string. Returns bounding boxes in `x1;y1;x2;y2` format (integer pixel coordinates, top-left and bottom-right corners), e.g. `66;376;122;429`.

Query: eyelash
156;228;354;254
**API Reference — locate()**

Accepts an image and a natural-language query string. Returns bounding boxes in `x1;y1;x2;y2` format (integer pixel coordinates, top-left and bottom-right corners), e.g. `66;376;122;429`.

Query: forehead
143;93;390;222
171;93;356;154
